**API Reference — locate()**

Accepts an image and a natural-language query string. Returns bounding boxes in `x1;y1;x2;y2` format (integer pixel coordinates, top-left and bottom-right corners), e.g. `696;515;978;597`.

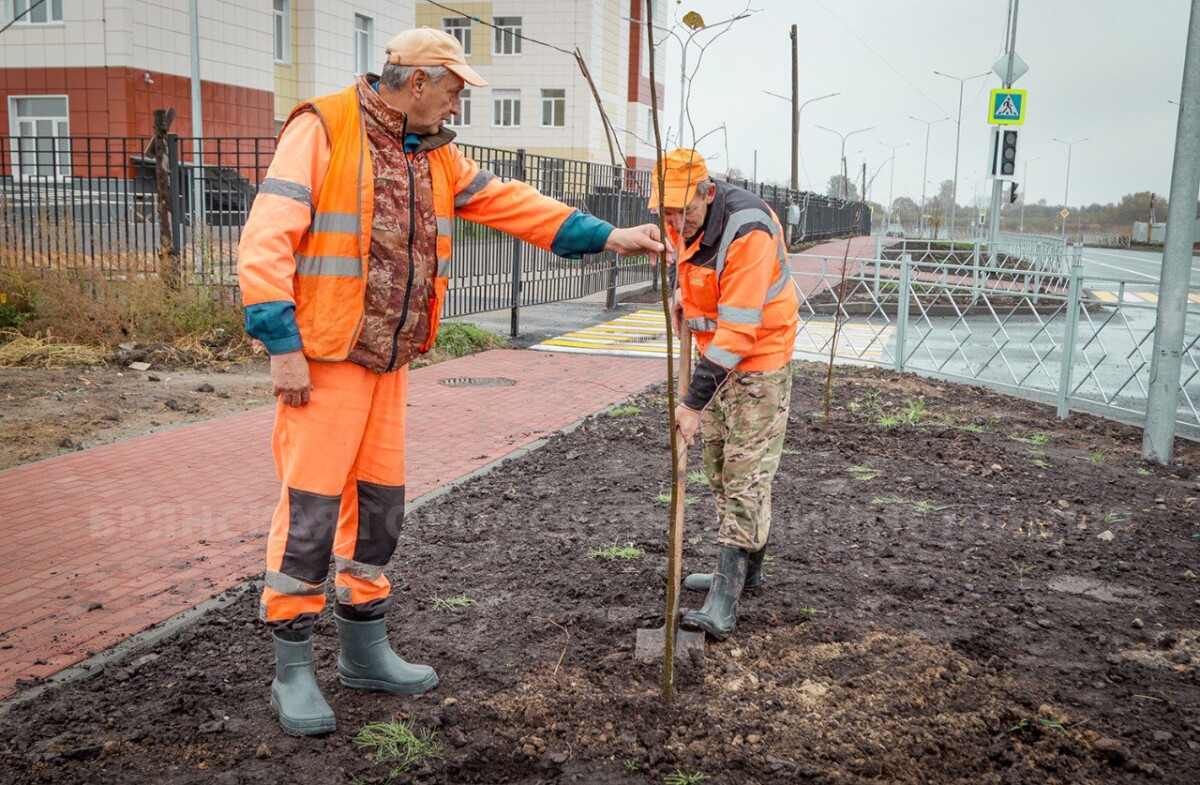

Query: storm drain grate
438;377;517;388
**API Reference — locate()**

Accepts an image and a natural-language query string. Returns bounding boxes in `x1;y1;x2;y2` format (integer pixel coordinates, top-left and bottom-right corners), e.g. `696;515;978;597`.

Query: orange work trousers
259;360;407;629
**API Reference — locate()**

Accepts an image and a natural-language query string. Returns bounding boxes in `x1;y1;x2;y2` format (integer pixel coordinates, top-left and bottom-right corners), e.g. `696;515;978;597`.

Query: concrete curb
0;379;662;716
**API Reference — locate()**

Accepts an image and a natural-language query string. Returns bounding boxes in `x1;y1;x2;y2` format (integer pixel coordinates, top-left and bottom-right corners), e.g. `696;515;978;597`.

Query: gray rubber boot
270;632;337;736
684;546;766;593
334;612;439;695
680;546;749;640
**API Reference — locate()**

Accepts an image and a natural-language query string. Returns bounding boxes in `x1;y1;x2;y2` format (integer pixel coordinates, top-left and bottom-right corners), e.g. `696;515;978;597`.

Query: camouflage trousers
699;366;792;552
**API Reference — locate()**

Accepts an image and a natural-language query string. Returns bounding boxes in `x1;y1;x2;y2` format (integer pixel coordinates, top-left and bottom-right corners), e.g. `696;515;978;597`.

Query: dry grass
0;330;106;368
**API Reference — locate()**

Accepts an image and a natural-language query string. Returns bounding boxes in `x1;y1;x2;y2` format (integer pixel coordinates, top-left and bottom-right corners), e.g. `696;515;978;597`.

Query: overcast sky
655;0;1193;208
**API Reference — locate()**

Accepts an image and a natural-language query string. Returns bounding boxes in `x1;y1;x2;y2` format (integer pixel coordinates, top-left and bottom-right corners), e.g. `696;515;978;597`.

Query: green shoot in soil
655;492;696;505
782;446;801;455
1009;430;1051;445
1091;448;1107;463
686;535;702;545
686;470;709;486
876;414;902;428
427;594;476;612
590;543;644;561
609;405;641;417
903;397;927;424
353;720;442;772
1137;468;1154;476
848;465;878;481
664;771;711;785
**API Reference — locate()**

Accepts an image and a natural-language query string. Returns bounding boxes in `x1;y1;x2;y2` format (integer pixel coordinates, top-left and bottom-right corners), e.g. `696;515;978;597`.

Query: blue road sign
989;89;1027;125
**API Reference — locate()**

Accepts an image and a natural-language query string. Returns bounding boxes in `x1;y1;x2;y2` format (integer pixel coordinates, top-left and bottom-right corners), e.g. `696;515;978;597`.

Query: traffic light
990;128;1019;177
1009;182;1019;204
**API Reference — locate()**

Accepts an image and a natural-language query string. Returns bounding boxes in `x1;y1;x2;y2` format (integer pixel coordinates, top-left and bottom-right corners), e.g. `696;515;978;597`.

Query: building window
541;89;565;127
354;14;373;74
447;89;471;127
493;90;520;127
8;0;63;25
443;18;471;56
493;16;521;55
9;96;71;179
273;0;290;64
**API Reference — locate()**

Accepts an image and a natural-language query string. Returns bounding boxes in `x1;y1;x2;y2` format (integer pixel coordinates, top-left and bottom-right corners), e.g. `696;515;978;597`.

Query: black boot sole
680;611;734;641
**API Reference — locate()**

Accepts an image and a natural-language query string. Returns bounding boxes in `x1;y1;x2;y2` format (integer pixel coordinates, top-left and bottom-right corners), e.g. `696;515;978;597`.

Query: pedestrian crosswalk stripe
1089;290;1199;305
532;309;895;364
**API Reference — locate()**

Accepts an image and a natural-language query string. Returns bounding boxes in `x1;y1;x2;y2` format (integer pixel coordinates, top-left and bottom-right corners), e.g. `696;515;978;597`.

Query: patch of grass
903;397;927;424
415;322;508;368
1012;561;1035;588
1032;459;1051;470
1137;468;1154;477
624;759;639;772
590;543;644;561
664;771;711;785
994;717;1068;742
686;535;703;545
1103;511;1125;525
686;470;710;486
876;414;901;428
426;594;476;612
1009;430;1051;446
847;465;878;481
655;492;697;505
797;607;827;615
353;719;442;773
781;446;801;455
871;496;945;515
1091;448;1107;463
608;405;642;417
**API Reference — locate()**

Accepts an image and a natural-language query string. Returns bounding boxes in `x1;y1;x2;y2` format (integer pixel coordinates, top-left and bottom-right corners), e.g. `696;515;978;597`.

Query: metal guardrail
1;135;868;334
790;244;1200;437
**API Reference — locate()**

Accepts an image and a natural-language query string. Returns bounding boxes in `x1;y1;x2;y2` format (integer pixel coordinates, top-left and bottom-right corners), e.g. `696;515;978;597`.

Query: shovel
635;320;705;662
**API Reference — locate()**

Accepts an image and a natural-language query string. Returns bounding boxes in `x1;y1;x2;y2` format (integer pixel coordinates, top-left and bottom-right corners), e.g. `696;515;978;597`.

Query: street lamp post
934;70;990;237
1019;156;1039;233
879;141;910;227
1053;137;1088;240
816;124;874;199
763;90;839;191
910;115;950;237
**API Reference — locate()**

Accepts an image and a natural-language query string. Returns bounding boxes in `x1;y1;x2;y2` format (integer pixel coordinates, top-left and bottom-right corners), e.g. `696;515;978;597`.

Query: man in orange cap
239;26;663;735
651;148;798;641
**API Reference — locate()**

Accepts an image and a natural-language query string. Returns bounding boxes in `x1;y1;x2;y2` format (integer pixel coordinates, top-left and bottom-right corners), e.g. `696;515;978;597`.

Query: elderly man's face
406;70;466;135
663;181;716;240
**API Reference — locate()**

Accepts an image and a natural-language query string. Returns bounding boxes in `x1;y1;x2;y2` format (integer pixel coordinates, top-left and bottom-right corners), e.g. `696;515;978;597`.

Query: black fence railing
1;134;869;333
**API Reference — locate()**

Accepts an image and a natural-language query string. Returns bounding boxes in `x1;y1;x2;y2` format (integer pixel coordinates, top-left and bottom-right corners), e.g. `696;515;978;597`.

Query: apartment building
1;0;660;178
415;0;664;168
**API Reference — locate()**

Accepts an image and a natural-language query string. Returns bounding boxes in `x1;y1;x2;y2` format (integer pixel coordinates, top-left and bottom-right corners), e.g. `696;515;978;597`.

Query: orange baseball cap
386;27;488;87
649;148;709;209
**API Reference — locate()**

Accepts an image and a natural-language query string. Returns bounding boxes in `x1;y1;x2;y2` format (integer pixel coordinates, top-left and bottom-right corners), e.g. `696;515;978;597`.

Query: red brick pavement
0;350;661;699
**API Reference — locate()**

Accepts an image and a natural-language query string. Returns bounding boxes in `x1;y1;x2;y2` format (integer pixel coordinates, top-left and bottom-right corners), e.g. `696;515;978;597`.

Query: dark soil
2;362;1199;784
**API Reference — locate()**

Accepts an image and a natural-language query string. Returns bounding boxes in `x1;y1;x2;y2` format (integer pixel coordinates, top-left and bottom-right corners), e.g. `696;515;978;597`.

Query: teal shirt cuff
245;301;304;355
550;210;614;259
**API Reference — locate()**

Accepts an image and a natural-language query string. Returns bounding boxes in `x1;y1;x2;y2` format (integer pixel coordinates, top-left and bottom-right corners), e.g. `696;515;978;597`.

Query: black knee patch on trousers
354;480;405;566
280;487;341;584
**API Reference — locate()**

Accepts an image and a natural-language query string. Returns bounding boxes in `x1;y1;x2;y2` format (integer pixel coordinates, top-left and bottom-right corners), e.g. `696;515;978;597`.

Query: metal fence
1;134;868;332
790;242;1200;438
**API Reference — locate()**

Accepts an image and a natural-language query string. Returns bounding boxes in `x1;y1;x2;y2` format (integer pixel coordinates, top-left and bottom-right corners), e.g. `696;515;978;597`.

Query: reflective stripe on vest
705;344;743;368
718;304;762;325
259;177;313;209
295;253;362;277
714;208;792;307
454;170;496;208
311;211;359;234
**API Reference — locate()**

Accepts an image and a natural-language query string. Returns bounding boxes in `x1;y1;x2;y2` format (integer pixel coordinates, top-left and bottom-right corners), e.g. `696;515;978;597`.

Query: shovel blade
634;625;705;661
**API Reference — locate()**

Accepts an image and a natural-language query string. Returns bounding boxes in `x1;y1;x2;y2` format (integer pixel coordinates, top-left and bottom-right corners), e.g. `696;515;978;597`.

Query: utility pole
1019;157;1038;232
790;25;799;190
911;115;949;237
987;0;1020;244
189;0;205;229
1054;137;1088;239
880;141;909;226
934;69;990;237
817;124;873;200
1143;0;1200;463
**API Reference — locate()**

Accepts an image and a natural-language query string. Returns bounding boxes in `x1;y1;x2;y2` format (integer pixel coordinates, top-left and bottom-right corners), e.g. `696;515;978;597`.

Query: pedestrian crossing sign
989;88;1027;125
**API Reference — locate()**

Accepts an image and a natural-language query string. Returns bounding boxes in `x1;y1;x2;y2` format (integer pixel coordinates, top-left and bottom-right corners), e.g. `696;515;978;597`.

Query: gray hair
379;63;449;91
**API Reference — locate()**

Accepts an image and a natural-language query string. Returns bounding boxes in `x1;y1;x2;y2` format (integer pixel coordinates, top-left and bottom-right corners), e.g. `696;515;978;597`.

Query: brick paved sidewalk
0;349;662;700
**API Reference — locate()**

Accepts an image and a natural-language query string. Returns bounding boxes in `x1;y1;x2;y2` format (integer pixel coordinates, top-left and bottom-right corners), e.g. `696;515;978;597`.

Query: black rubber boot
269;630;337;736
680;546;749;640
684;546;766;593
334;612;439;695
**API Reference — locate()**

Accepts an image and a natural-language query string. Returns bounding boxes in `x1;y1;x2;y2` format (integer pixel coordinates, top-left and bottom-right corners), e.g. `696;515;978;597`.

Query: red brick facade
1;66;272;140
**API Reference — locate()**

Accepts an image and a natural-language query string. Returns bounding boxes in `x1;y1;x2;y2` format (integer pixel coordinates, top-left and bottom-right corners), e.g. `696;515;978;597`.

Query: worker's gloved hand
674;404;701;447
271;351;312;407
606;223;667;259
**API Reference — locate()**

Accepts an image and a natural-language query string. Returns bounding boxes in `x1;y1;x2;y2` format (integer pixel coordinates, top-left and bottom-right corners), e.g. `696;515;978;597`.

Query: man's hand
271;351;312;407
605;224;667;259
671;288;684;336
674;404;701;447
